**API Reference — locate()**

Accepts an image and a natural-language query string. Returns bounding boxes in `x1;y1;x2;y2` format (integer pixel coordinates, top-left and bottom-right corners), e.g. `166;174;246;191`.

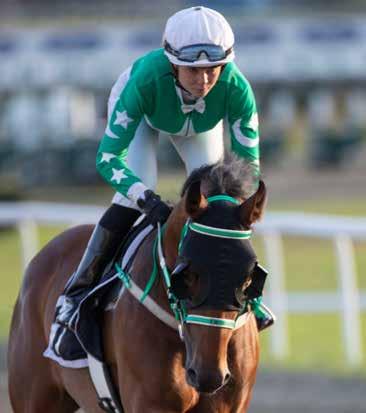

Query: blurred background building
0;0;366;197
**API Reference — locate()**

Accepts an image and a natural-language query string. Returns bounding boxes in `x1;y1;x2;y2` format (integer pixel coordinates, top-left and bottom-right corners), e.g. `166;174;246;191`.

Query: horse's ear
185;180;208;218
239;180;267;228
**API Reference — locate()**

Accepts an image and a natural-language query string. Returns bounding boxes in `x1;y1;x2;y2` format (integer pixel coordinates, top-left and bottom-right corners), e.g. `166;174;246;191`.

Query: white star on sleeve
114;110;133;129
105;124;120;139
100;153;116;163
111;168;127;184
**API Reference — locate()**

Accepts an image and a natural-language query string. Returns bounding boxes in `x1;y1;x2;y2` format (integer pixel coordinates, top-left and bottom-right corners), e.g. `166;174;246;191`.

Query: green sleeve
228;82;260;173
96;81;144;197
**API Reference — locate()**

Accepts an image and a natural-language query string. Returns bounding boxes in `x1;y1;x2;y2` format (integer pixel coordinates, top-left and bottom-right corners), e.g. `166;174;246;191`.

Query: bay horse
8;157;266;413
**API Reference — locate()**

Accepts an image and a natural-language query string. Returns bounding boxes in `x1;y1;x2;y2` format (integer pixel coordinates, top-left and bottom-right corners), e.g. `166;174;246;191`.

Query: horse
8;157;267;413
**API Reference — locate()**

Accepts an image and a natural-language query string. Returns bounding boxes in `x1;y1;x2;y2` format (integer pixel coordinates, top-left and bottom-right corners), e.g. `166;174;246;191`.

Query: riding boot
56;205;141;329
250;297;276;332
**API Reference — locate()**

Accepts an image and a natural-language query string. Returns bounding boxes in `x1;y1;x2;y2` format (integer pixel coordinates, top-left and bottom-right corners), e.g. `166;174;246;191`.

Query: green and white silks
96;48;260;204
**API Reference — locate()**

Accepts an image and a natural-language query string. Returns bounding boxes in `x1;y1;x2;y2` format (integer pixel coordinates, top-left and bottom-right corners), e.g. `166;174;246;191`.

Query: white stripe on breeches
112;119;224;208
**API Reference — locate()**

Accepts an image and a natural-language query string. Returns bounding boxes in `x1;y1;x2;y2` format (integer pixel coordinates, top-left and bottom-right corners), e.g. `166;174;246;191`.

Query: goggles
164;41;233;63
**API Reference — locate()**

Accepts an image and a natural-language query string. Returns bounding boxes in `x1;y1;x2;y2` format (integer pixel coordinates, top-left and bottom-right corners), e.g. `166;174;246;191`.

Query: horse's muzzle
186;366;231;394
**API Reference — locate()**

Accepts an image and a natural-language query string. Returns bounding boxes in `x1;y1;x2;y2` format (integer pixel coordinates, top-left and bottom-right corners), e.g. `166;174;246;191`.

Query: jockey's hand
137;190;171;225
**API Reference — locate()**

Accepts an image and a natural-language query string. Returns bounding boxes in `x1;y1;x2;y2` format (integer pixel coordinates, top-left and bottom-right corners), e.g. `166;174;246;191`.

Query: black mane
181;154;259;200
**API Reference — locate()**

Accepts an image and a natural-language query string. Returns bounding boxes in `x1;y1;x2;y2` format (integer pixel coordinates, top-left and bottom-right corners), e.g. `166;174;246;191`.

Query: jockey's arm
96;83;148;204
228;81;260;176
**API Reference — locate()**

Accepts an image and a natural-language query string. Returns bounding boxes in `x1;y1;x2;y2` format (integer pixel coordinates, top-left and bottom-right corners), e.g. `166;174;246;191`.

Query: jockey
55;6;274;336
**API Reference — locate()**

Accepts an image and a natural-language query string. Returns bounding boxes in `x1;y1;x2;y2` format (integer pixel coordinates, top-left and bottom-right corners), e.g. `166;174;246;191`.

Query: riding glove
137;190;171;225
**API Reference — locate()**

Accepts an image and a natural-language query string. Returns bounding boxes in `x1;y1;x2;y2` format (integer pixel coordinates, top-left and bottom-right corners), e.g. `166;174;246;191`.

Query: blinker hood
171;227;257;310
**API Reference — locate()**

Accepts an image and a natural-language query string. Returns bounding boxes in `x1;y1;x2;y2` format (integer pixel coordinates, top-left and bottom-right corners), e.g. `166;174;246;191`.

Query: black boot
56;224;120;327
56;205;141;329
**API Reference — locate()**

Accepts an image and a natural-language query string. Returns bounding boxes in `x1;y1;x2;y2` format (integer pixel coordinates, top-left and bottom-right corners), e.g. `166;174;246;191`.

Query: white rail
1;202;365;365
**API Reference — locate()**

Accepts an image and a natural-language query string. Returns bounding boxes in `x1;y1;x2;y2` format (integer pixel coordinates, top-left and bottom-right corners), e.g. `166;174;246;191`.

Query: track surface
2;368;365;412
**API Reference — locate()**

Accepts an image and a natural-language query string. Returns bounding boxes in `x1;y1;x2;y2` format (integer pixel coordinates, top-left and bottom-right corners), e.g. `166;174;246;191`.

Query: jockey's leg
56;204;140;327
51;120;159;356
168;120;224;174
249;297;276;332
57;120;159;328
125;119;159;189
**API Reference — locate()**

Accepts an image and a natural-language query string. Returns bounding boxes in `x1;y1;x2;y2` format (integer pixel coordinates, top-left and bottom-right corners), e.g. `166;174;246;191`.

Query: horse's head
164;157;266;394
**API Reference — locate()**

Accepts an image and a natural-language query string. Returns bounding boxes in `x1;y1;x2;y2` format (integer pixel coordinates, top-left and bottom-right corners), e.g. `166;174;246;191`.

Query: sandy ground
2;368;366;413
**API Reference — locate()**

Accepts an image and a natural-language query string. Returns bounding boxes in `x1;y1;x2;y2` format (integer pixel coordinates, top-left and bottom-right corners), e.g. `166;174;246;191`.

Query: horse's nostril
187;367;231;393
187;368;197;384
224;372;231;385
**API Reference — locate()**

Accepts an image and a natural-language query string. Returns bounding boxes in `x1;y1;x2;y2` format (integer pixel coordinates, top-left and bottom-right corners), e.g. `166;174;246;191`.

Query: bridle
158;195;253;339
116;194;254;341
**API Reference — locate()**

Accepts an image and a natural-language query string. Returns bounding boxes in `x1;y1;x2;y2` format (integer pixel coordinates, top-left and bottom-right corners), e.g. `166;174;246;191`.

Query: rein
116;195;252;340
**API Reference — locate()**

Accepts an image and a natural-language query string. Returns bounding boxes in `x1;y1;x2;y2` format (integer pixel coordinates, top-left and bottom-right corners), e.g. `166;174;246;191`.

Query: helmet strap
171;64;197;101
176;79;197;102
170;63;225;101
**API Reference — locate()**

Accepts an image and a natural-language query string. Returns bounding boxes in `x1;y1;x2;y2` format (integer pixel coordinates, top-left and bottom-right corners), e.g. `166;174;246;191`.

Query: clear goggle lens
165;42;232;63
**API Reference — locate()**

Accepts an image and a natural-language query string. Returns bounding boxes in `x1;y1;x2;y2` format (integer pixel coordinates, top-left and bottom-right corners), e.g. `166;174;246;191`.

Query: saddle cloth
43;216;154;369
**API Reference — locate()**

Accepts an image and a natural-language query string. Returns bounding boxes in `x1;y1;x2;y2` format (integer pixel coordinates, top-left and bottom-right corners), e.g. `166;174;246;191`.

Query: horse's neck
118;203;186;317
141;203;186;308
128;228;173;312
163;202;187;269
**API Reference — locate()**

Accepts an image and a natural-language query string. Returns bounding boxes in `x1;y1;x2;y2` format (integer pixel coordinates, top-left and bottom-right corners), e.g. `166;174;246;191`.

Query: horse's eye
242;277;252;291
184;271;199;288
235;277;252;304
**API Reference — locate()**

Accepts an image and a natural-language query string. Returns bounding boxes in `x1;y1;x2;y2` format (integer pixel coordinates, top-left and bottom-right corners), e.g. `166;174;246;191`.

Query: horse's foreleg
8;352;79;413
61;367;110;413
10;387;78;413
9;360;78;413
8;303;78;413
124;393;198;413
129;407;185;413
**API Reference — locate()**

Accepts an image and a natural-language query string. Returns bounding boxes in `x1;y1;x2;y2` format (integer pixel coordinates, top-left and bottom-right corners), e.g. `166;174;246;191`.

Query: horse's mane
181;154;260;200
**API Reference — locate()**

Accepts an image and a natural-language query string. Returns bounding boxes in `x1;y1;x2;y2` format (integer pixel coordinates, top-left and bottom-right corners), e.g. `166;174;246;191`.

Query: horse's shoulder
41;224;94;257
55;224;95;245
66;224;95;245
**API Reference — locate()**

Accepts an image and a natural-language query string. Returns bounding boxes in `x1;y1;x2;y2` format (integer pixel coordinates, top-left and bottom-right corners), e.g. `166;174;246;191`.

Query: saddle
44;215;155;367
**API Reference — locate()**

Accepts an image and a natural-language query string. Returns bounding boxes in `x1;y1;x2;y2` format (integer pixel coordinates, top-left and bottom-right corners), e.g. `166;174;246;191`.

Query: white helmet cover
163;6;235;67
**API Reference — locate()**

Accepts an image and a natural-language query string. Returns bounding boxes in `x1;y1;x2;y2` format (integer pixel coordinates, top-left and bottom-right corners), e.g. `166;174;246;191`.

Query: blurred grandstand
0;0;366;197
2;1;366;20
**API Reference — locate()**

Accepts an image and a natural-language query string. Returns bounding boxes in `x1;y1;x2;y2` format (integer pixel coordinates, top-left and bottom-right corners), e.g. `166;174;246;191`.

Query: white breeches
112;119;224;208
